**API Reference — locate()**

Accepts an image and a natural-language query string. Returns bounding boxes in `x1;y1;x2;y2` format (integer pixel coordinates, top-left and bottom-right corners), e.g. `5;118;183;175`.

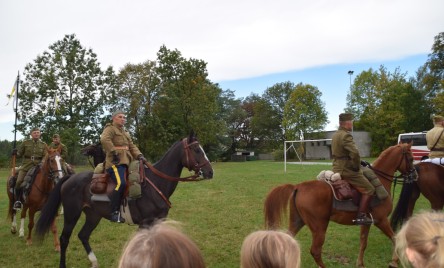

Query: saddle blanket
421;158;444;165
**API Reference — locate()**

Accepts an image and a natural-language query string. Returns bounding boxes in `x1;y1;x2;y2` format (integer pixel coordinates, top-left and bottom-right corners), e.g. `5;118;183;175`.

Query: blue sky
0;0;442;141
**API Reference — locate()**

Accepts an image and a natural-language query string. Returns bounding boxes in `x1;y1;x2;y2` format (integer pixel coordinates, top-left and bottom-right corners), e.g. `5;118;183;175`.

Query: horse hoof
19;231;24;237
388;262;398;268
55;246;61;252
11;228;17;234
26;240;32;246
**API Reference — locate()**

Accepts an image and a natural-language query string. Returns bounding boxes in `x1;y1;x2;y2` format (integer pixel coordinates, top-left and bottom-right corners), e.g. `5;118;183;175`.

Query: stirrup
110;211;125;223
353;213;374;225
13;201;23;210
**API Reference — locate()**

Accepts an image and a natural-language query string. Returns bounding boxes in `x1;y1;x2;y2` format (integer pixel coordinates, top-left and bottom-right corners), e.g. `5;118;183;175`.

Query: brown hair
118;220;206;268
240;230;301;268
395;211;444;268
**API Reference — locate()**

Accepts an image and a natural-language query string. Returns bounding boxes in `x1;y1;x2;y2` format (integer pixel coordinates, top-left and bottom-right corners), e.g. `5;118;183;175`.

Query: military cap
339;113;353;122
112;110;125;117
30;127;40;133
433;115;444;123
53;134;60;138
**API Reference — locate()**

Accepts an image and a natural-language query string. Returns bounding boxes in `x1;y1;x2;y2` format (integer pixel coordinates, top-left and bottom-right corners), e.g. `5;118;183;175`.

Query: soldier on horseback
426;115;444;162
332;113;375;225
100;110;146;223
11;127;47;210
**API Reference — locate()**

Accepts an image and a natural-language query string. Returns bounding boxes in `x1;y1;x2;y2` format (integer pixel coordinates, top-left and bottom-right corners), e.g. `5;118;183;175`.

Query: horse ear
188;129;197;141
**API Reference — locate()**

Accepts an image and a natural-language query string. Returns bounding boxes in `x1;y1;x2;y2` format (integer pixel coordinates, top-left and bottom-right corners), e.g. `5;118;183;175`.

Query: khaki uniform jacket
331;126;374;195
17;139;48;171
426;124;444;158
49;142;68;160
100;123;142;169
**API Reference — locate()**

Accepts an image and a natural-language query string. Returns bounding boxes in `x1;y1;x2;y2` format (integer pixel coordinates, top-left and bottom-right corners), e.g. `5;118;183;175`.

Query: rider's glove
360;160;370;167
137;154;146;162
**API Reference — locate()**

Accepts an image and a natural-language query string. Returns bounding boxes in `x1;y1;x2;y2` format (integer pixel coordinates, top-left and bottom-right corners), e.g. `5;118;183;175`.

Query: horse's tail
35;174;70;238
390;177;416;231
264;184;297;229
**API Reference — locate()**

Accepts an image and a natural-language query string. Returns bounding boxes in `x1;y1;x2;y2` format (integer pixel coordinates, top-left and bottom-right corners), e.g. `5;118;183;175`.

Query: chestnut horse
36;133;213;268
264;143;416;268
391;161;444;230
7;146;64;250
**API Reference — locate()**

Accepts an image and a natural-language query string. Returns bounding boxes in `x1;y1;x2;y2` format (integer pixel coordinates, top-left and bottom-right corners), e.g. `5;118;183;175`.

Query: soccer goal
284;139;332;172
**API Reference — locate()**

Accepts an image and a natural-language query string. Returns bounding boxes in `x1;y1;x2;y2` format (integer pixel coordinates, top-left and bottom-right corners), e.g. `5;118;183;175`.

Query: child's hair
240;230;301;268
118;220;206;268
395;210;444;268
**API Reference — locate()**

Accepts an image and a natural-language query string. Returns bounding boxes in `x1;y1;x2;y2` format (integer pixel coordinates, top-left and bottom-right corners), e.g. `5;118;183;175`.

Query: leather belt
114;146;129;150
333;156;351;160
25;156;42;161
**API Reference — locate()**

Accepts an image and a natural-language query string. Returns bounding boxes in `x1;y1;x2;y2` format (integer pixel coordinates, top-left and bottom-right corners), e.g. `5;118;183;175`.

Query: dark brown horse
36;133;213;268
391;161;444;230
80;142;105;168
7;146;65;250
264;143;416;268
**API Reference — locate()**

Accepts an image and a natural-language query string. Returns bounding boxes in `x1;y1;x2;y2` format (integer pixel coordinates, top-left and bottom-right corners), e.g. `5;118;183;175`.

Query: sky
0;0;443;141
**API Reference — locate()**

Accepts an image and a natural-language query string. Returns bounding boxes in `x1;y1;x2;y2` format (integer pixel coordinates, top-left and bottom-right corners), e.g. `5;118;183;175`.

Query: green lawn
0;161;431;267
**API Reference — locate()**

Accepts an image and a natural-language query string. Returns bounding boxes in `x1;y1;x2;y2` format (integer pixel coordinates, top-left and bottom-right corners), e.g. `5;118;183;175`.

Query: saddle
90;160;143;199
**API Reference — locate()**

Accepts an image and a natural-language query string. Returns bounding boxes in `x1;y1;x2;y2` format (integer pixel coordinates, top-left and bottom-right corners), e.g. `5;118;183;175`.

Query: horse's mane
372;144;405;166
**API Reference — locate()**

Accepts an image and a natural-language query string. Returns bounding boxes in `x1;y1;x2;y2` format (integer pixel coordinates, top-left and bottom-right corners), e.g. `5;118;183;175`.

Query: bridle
368;144;417;195
141;138;212;207
143;138;212;182
34;150;64;195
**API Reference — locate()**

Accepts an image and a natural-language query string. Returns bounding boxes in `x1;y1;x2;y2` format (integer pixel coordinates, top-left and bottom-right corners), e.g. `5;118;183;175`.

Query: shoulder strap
430;128;444;151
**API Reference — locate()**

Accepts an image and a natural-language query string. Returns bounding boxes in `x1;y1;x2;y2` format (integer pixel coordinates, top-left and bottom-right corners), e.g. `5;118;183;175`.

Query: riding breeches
107;165;127;194
344;173;375;195
15;170;27;190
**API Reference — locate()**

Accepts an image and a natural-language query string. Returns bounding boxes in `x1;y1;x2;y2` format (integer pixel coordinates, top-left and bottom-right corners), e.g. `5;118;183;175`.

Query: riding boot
13;188;23;210
354;194;373;225
109;191;125;223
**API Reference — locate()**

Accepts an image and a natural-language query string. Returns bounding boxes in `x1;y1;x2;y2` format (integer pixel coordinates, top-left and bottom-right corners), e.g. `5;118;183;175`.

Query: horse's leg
308;224;328;268
11;212;17;234
59;209;83;268
19;208;27;238
357;225;371;268
374;218;398;268
26;209;37;245
50;217;61;252
77;210;102;268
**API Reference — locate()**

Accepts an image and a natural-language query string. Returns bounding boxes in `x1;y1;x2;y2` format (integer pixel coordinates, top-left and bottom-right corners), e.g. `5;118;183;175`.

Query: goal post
284;139;332;172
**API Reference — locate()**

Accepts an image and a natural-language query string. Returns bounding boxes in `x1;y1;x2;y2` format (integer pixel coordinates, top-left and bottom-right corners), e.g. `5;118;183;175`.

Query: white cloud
0;0;442;138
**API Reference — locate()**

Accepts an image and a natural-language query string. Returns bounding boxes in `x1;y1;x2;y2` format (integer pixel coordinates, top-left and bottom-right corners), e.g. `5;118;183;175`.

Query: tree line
1;32;442;167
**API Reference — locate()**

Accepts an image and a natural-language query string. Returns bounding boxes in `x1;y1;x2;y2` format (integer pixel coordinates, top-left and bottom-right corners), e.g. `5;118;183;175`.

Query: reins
139;138;211;208
368;144;416;197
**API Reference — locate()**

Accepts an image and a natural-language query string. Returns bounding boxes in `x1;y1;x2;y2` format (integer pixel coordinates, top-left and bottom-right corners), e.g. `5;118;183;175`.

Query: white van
397;132;429;161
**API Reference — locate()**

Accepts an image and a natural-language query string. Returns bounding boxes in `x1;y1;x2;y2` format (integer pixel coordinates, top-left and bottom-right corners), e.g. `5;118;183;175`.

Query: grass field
0;160;430;268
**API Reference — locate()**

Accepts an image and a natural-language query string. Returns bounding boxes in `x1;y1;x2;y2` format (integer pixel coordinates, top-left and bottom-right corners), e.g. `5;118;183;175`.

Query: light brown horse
264;143;416;268
391;161;444;230
7;146;64;250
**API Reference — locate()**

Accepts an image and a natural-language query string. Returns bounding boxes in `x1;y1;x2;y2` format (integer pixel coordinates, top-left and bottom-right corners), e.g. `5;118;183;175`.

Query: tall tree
262;81;295;142
116;61;162;159
153;45;222;159
18;34;116;162
283;83;328;141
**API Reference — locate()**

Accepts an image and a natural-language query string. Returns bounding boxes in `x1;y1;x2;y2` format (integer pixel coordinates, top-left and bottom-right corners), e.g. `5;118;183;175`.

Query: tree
18;34;116;163
283;83;328;141
115;61;162;159
261;81;295;143
348;66;427;155
149;45;222;160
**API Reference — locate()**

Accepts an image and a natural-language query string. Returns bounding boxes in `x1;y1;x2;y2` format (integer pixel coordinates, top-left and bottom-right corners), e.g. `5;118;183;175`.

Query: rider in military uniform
426;115;444;159
49;134;68;159
100;110;145;223
49;133;74;174
332;113;375;225
12;127;47;209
